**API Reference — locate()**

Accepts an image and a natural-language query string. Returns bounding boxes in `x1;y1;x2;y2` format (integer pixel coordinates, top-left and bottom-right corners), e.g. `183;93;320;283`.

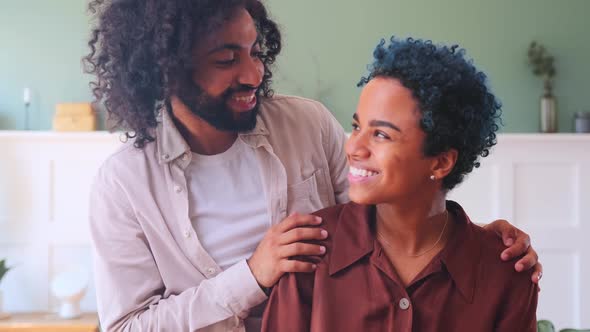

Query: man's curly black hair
358;37;502;190
84;0;281;148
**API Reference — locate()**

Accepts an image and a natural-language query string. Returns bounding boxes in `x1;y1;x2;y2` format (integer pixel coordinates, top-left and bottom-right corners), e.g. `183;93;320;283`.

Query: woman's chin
349;190;379;205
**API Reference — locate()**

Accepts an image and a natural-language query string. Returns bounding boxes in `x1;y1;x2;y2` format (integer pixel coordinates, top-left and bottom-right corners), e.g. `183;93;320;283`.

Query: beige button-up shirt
89;95;349;332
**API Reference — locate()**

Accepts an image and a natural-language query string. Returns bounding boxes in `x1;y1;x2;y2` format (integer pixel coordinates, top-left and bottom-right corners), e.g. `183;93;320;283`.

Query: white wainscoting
0;131;122;313
0;132;588;329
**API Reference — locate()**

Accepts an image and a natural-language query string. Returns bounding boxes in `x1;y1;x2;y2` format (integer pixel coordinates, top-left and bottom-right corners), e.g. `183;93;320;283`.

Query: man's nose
238;56;264;87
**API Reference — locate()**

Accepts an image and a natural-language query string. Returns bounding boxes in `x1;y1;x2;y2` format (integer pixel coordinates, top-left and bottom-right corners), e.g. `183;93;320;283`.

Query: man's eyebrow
207;38;262;55
207;43;242;55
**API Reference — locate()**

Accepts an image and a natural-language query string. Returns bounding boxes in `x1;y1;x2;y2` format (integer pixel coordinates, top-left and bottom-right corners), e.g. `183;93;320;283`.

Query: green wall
1;0;589;132
0;1;95;130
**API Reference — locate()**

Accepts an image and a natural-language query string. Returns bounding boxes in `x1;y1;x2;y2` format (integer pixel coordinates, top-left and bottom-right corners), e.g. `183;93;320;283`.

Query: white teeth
350;166;378;177
233;95;254;103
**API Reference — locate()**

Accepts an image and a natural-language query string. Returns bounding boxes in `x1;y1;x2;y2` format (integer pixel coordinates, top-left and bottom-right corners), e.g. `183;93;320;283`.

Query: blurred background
0;0;588;331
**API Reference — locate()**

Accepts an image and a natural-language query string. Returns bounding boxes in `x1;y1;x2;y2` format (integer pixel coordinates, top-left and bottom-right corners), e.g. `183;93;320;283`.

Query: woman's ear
431;149;458;180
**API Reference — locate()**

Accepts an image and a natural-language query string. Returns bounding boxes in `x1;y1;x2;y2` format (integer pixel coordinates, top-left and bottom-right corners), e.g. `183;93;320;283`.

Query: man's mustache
223;85;259;97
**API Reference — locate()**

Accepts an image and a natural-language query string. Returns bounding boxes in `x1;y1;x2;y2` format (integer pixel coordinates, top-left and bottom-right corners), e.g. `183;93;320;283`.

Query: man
85;0;541;331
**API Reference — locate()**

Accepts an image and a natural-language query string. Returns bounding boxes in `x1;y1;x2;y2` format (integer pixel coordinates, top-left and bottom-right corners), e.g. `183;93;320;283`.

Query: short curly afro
358;37;502;190
84;0;281;148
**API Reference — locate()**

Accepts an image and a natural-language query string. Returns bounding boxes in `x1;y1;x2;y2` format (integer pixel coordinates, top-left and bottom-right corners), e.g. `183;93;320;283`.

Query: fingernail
315;217;322;223
505;238;514;246
312;264;317;270
319;246;326;253
537;272;543;281
321;230;328;238
501;252;508;260
516;263;523;271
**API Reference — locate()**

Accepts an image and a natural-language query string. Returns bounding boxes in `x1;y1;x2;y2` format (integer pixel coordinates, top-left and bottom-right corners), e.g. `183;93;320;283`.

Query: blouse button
206;267;216;275
399;298;411;310
174;185;183;193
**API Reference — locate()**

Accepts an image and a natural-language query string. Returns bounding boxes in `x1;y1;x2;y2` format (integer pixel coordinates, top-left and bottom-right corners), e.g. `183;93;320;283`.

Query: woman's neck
375;192;449;256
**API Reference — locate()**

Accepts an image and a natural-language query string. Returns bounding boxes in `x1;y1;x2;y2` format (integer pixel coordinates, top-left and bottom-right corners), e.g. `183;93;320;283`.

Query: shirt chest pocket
286;168;331;215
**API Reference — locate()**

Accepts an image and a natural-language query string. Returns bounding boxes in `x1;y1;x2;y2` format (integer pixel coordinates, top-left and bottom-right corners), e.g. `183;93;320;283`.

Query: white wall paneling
0;131;122;313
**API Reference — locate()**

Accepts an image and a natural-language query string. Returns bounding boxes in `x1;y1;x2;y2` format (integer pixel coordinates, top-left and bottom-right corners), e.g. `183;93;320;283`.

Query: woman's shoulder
312;202;368;231
472;224;534;284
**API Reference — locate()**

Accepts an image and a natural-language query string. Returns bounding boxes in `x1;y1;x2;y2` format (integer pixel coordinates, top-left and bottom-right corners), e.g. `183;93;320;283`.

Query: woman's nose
345;132;370;160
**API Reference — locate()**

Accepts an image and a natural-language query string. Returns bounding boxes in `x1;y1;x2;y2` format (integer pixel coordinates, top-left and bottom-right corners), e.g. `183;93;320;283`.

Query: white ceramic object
0;290;10;320
51;268;89;319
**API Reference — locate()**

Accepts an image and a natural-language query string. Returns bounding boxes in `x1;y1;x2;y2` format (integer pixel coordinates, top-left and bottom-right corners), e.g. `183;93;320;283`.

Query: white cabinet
0;131;122;313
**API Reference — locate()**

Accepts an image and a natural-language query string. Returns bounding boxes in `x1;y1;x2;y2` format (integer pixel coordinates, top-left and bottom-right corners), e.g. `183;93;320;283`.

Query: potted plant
527;41;558;133
538;319;590;332
0;259;12;319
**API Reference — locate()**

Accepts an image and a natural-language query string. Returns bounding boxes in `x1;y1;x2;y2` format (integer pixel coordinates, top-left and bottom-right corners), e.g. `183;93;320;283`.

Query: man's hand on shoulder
484;219;543;287
247;213;328;288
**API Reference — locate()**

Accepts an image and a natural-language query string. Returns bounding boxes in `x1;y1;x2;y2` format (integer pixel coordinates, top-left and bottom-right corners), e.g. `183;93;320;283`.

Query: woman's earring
430;175;436;181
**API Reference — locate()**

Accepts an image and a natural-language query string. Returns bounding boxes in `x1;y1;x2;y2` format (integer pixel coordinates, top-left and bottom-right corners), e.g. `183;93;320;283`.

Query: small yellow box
53;103;96;132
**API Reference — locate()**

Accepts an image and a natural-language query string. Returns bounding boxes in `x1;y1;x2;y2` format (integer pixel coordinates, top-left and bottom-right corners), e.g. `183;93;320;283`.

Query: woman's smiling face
345;76;438;205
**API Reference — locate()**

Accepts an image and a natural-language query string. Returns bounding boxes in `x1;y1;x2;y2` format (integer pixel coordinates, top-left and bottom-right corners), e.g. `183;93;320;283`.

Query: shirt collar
156;105;190;164
439;200;481;303
328;200;481;303
156;104;269;164
328;203;375;276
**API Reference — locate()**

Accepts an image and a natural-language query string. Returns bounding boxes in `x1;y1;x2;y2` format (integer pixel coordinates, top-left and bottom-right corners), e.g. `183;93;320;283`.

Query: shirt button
182;229;191;239
182;153;189;161
399;298;411;310
174;185;183;193
206;267;216;275
162;154;170;160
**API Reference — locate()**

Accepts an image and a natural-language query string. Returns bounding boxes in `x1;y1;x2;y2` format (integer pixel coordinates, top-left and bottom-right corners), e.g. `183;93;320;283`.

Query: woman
261;37;538;331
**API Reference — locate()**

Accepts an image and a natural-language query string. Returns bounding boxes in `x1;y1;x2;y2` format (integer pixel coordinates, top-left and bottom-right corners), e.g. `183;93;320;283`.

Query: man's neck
170;96;238;155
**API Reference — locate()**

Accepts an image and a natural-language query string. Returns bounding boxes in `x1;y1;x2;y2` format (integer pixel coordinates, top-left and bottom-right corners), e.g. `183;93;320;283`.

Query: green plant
0;259;11;283
538;319;590;332
527;41;556;97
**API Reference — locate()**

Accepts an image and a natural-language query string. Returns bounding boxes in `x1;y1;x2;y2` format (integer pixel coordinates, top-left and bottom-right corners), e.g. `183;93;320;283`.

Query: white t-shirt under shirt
186;137;269;331
186;137;269;271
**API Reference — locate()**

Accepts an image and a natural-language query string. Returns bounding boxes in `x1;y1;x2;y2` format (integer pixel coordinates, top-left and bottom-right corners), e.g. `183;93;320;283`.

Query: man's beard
176;79;260;132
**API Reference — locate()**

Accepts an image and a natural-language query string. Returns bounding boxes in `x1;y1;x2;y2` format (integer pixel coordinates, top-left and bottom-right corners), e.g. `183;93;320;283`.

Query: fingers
279;242;326;258
276;213;322;233
531;263;543;287
513;249;538;272
279;259;317;273
501;237;531;261
500;228;531;261
280;227;328;245
487;219;518;246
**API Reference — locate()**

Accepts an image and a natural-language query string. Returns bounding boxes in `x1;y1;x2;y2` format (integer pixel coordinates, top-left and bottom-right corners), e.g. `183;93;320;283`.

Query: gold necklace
376;210;449;258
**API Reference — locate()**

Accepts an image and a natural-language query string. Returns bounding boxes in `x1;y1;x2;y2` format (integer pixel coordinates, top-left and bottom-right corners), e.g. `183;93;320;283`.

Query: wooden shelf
0;313;99;332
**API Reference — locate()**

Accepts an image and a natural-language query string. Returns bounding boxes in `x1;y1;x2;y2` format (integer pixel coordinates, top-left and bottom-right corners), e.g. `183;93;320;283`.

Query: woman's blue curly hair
358;37;502;190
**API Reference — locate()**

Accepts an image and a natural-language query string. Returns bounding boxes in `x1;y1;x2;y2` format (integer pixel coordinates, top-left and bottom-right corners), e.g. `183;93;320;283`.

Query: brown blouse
261;201;538;332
